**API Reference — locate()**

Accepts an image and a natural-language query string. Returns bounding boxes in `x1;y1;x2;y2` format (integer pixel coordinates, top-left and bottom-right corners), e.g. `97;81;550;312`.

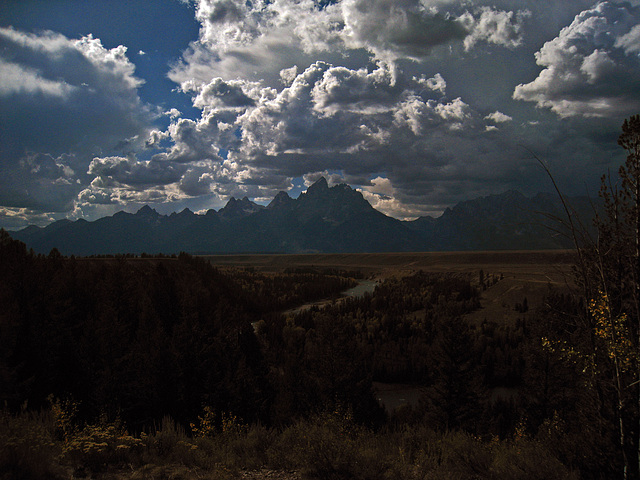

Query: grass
1;404;578;480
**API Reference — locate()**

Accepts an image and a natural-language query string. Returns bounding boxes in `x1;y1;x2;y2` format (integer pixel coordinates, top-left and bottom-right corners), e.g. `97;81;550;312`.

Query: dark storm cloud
87;156;185;187
0;27;152;214
341;0;467;59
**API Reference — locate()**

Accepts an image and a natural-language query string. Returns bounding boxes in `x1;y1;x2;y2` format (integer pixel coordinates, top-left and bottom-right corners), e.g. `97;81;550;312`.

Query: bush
61;417;143;475
490;438;578;480
0;408;64;480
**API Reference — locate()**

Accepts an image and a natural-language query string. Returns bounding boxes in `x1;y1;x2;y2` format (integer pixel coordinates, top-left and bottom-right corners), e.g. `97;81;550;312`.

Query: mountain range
12;177;596;255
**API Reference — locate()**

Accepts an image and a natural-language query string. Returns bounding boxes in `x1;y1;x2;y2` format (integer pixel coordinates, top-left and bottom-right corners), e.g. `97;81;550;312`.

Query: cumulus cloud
513;1;640;117
616;24;640;53
187;77;257;110
158;0;541;221
358;176;412;219
79;154;220;207
485;111;513;123
0;27;151;214
188;0;526;65
459;7;530;51
0;207;58;229
340;0;467;60
156;0;539;220
0;57;75;97
195;0;263;50
280;65;298;86
311;64;401;115
157;110;238;164
415;73;446;95
357;176;455;219
170;0;529;88
151;46;494;216
236;61;475;166
88;155;185;187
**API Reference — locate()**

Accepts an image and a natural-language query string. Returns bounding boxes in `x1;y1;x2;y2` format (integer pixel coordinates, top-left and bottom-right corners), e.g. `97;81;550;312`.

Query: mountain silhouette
12;178;596;255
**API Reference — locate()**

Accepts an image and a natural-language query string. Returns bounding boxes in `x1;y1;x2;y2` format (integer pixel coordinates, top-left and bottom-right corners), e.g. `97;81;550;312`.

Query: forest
1;115;640;480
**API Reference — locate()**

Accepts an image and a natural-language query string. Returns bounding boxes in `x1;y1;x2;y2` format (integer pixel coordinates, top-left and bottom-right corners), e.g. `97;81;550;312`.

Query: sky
1;0;640;229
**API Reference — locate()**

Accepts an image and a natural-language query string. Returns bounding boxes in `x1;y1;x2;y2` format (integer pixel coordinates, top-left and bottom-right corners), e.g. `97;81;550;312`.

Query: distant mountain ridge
13;178;596;255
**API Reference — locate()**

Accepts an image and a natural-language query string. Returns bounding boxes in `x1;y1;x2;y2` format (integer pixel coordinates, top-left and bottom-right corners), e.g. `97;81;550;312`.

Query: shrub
490;438;578;480
0;408;64;480
61;417;143;475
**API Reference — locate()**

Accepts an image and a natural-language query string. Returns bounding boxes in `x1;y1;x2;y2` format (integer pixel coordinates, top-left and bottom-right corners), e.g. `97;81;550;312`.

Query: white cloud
171;0;530;89
195;0;263;50
280;65;298;86
311;64;400;115
435;97;471;125
358;176;437;219
415;73;446;95
580;49;616;84
80;154;229;207
0;57;75;97
0;206;58;230
340;0;467;60
485;111;513;123
393;94;428;135
459;7;530;51
164;108;182;118
190;77;257;110
615;23;640;54
513;1;640;117
73;34;144;91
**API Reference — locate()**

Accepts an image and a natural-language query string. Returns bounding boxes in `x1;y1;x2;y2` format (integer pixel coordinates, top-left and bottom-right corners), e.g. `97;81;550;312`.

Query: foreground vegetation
3;400;578;480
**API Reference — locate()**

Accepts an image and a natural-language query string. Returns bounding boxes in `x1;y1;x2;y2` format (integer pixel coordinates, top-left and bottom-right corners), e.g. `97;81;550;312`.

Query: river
283;278;378;316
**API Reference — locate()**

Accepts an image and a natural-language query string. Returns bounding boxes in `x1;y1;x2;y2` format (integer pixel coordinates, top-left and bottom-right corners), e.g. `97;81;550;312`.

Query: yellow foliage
190;405;216;438
61;420;143;472
542;290;636;374
589;290;635;370
190;406;248;438
48;395;79;441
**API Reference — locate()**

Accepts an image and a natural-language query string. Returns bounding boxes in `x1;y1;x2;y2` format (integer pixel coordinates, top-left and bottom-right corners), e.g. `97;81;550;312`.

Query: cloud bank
1;0;639;228
0;26;151;221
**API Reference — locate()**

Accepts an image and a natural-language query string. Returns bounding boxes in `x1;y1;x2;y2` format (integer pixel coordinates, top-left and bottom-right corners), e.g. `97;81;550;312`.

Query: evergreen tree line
0;235;354;431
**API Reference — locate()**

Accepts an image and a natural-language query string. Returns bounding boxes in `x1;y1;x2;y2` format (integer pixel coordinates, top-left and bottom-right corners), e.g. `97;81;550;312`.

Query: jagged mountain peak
170;208;194;217
268;191;293;209
306;177;329;194
219;196;264;219
11;184;596;255
136;205;160;217
301;178;365;200
133;206;162;226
